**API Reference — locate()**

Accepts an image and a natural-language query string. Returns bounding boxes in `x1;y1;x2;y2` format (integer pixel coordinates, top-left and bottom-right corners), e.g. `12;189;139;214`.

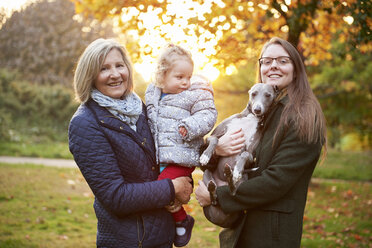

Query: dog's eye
251;92;257;97
265;93;272;98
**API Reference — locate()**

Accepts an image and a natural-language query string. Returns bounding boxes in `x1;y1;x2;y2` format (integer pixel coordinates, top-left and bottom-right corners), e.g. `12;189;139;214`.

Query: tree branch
272;0;287;20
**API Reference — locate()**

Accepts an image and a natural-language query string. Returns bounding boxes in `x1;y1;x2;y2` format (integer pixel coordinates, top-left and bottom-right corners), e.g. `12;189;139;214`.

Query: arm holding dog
215;128;245;157
195;180;212;207
199;121;245;167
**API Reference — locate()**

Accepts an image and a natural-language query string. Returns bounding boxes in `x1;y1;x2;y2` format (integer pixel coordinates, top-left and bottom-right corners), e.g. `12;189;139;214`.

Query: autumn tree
73;0;371;69
0;0;116;86
312;42;372;148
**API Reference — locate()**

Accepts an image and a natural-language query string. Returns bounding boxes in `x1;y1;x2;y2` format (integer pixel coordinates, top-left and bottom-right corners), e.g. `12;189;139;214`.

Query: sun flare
1;0;222;83
119;0;222;83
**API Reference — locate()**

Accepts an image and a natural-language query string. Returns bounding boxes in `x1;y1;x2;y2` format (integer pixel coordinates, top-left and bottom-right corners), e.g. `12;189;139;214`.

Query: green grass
1;141;370;181
0;163;95;248
0;141;73;159
301;179;372;248
0;163;370;248
313;150;372;181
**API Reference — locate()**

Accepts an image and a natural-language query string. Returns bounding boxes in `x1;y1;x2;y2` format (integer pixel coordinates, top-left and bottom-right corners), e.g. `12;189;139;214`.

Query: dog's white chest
227;114;259;147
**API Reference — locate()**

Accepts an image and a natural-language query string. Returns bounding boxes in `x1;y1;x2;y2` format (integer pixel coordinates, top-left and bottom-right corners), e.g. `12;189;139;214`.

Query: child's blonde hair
154;44;194;87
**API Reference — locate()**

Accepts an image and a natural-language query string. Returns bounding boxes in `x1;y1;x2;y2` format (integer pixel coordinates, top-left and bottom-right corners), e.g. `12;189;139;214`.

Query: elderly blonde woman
69;38;193;248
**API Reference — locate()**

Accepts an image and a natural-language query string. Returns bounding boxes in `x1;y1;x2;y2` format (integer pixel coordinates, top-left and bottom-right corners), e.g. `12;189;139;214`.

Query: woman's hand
215;128;245;156
195;180;212;207
172;176;193;204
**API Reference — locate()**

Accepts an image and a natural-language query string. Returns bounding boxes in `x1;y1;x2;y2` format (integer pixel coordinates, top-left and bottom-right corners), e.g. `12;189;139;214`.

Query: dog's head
247;83;275;117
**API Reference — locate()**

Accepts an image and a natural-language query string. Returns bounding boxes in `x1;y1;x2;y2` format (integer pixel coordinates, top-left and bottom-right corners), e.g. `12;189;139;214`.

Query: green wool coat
216;96;323;248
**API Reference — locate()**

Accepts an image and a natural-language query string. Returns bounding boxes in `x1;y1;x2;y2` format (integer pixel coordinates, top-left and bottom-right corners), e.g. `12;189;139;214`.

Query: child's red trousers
158;164;195;222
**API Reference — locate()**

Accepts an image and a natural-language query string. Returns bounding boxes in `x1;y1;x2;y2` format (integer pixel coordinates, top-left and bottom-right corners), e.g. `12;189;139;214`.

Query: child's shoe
174;215;195;247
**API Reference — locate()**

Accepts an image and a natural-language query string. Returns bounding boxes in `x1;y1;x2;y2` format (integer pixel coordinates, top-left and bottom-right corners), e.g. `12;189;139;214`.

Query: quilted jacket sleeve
180;84;217;141
69;108;175;218
144;83;156;136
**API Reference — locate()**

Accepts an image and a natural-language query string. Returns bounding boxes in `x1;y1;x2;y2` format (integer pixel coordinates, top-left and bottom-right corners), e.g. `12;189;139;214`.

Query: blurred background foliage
0;0;115;85
0;68;77;142
72;0;371;67
0;0;371;152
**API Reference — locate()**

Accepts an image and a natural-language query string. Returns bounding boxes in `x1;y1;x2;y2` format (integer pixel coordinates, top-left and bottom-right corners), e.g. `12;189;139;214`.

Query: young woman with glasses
195;37;327;248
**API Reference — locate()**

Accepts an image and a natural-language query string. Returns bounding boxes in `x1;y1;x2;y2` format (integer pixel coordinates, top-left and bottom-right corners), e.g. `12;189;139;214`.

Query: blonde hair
154;44;194;87
257;37;327;151
73;38;134;103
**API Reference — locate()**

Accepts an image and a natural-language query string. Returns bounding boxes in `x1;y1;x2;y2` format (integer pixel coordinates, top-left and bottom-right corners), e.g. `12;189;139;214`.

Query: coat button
100;120;104;123
253;157;257;163
151;166;156;171
120;126;124;130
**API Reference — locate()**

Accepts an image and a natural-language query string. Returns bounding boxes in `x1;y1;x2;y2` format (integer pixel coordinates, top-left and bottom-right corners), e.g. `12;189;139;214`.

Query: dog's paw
224;164;235;193
207;180;216;193
207;181;217;205
224;164;232;178
233;167;242;184
199;154;211;166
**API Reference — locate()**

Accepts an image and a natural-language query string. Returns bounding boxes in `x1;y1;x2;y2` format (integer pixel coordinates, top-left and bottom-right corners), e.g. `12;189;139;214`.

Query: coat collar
85;99;156;166
255;95;288;161
86;98;147;137
262;95;288;132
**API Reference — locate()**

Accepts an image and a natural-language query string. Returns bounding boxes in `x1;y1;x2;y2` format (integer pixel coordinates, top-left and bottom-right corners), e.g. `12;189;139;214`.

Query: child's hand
165;199;182;213
179;126;188;137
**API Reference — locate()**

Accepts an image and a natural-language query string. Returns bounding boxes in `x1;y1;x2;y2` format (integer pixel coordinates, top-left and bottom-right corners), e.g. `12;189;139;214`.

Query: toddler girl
145;44;217;247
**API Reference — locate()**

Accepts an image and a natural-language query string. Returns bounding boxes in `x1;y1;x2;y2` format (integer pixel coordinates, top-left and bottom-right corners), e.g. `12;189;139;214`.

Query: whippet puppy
199;83;275;227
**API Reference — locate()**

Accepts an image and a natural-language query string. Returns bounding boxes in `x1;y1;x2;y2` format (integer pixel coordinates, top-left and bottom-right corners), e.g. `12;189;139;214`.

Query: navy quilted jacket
69;99;176;248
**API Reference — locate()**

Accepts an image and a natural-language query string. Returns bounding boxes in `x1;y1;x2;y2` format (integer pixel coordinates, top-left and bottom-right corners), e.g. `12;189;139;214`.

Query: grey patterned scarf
91;89;142;131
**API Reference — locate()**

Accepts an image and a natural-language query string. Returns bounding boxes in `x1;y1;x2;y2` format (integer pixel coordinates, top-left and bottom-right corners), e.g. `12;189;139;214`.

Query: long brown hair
258;37;327;152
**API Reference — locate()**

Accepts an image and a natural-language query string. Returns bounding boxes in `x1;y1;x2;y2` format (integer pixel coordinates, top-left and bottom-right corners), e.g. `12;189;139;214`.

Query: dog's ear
248;85;254;95
248;102;252;114
241;102;251;116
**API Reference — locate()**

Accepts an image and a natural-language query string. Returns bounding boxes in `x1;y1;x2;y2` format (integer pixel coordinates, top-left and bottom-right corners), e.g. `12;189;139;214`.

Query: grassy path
0;156;77;168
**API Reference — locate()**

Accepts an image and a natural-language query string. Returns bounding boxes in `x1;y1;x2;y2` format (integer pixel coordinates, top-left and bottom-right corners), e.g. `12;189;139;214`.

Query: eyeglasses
259;56;292;67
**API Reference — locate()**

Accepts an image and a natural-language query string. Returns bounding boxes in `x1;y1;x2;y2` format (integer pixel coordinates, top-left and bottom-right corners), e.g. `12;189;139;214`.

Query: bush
0;68;78;142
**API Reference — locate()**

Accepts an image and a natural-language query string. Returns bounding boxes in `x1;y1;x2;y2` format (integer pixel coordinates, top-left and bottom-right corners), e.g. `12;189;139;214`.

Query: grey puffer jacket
145;80;217;167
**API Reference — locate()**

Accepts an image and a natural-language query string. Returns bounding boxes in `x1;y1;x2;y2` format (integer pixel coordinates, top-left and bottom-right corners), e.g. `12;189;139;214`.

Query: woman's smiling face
94;48;129;99
260;44;294;90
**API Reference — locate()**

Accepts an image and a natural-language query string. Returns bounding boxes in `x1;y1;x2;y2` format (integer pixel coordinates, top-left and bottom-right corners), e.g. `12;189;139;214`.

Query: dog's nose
254;108;262;115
